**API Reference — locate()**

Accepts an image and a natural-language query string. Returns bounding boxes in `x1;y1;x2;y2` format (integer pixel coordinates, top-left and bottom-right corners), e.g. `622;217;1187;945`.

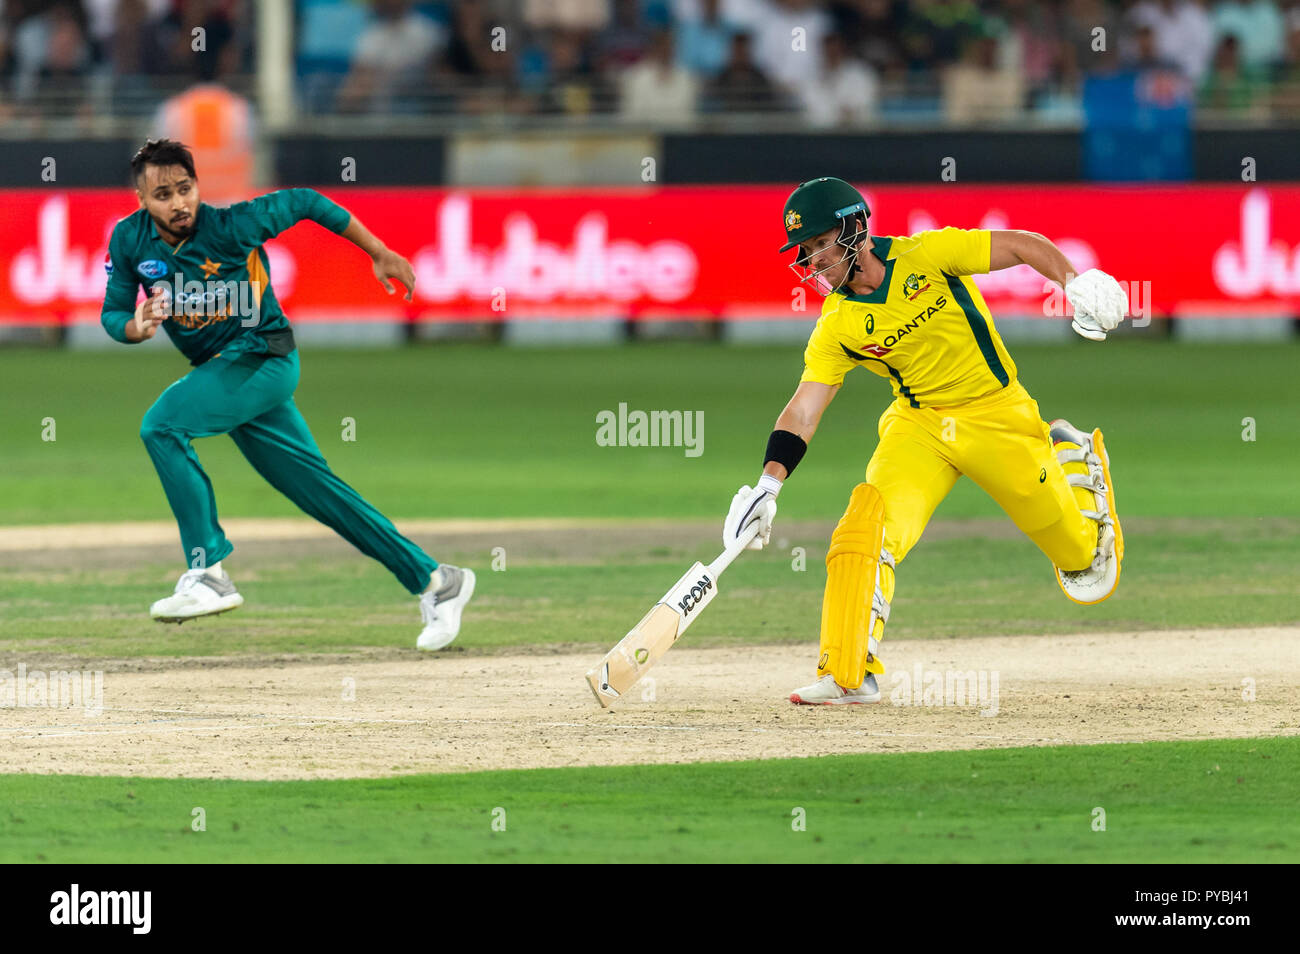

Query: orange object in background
154;84;255;205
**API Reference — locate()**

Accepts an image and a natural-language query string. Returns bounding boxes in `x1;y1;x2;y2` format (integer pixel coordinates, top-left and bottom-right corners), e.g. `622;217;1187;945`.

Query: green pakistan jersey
101;189;351;365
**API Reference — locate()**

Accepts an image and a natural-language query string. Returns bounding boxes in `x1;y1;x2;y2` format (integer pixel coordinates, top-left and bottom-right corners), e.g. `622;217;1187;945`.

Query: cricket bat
585;521;761;707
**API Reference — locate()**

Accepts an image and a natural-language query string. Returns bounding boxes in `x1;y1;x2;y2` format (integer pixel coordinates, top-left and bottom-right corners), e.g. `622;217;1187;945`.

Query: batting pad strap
764;429;808;476
872;585;890;624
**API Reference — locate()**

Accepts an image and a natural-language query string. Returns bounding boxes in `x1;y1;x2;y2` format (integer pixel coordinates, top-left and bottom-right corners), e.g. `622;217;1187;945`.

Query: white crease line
8;716;711;736
62;706;1076;735
0;712;428;733
0;714;1222;749
4;713;1033;740
16;719;1282;749
8;706;1294;746
17;720;352;739
0;722;201;738
558;722;1082;744
5;716;432;736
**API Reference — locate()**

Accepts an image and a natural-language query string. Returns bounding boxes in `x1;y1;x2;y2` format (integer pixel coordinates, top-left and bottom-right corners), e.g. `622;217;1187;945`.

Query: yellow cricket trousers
864;380;1097;573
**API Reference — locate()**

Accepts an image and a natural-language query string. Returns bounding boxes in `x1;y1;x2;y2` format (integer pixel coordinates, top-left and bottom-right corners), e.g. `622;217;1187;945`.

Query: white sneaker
1049;419;1123;604
416;565;476;651
150;568;244;623
1058;522;1120;604
789;673;882;706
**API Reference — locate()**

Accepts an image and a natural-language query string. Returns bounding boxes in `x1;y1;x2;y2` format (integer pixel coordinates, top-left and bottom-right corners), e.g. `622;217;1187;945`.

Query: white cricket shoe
416;565;476;651
1050;419;1124;604
150;568;244;623
789;673;882;706
1058;522;1120;604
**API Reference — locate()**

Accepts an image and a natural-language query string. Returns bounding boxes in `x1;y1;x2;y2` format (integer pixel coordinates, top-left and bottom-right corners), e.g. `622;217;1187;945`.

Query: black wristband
764;429;808;476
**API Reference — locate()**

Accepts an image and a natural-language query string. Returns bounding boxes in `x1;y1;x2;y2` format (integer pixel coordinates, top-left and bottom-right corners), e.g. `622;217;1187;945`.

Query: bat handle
708;521;762;577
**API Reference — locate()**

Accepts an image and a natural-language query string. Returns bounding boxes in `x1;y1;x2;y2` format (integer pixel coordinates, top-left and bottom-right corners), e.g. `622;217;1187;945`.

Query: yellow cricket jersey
801;228;1017;408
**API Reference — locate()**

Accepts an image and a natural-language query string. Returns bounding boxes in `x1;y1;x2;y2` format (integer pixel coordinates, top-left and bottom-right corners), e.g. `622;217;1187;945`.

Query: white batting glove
1065;269;1128;341
723;475;780;551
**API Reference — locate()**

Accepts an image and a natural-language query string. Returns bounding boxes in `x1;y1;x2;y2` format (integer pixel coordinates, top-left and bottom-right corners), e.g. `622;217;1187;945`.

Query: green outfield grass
0;737;1293;863
1;340;1298;526
3;341;1294;867
1;517;1297;657
2;341;1296;656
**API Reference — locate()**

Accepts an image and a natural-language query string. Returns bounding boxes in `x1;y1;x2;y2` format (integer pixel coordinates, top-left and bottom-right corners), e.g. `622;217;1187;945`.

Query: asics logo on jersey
845;296;950;359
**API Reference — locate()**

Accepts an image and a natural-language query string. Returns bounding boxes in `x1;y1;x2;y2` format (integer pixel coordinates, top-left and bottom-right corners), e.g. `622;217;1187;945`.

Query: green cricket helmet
780;177;871;294
779;177;870;254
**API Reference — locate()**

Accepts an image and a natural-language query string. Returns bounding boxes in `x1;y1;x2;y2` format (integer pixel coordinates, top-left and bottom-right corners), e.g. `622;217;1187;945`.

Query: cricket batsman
99;138;474;650
722;177;1127;704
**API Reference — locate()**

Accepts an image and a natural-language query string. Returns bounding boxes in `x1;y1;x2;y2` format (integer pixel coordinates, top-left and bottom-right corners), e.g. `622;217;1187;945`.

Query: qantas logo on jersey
881;295;947;346
843;295;949;358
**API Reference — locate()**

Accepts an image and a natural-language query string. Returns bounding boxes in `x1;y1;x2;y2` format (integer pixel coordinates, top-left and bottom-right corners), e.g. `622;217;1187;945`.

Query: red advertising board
2;185;1298;324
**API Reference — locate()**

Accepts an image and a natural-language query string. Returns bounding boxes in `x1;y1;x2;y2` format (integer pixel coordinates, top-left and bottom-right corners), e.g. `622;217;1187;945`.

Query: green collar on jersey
836;236;894;303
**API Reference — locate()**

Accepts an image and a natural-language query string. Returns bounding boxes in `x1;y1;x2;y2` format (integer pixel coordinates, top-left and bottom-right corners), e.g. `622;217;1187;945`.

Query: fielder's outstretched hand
1065;269;1127;341
127;287;169;341
723;475;780;551
372;248;416;301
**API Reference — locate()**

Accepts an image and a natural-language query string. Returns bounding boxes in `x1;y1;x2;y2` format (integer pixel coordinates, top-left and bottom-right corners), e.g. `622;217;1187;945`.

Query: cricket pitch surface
3;627;1296;780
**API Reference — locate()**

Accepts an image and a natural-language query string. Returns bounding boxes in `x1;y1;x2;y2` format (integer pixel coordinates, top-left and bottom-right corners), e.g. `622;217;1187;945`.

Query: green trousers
139;349;437;595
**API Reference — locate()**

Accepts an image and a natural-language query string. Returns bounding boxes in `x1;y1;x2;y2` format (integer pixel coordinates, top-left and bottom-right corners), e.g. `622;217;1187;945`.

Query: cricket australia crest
904;272;931;301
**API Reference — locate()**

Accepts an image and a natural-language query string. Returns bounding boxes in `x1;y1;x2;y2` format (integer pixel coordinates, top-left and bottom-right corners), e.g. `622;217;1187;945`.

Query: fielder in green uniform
100;138;474;650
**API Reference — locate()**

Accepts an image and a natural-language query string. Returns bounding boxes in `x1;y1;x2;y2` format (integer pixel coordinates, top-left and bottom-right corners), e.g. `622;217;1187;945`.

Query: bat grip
709;520;761;577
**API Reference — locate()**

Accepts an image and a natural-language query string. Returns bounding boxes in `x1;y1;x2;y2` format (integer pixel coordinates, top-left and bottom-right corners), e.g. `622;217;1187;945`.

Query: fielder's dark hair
130;138;197;186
